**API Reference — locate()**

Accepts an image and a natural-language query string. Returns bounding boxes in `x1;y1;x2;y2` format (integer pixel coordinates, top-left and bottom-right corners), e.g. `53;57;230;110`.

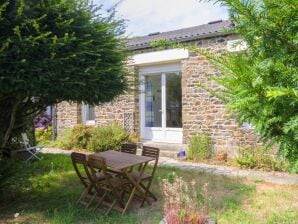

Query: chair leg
86;193;97;208
77;188;89;204
26;150;42;161
94;191;108;211
105;199;117;216
140;182;157;201
140;180;156;208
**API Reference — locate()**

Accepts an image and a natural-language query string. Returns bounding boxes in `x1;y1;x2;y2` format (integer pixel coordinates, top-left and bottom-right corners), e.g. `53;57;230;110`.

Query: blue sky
94;0;228;37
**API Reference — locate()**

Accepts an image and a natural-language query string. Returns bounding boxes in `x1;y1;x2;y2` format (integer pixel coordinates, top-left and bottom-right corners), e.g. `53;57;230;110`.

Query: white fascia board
131;48;189;66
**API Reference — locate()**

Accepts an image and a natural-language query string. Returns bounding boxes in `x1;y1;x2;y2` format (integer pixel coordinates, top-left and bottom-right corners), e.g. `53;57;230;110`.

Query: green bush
236;147;289;172
187;134;211;161
87;124;128;152
35;126;52;145
55;125;92;150
127;131;140;144
55;128;73;149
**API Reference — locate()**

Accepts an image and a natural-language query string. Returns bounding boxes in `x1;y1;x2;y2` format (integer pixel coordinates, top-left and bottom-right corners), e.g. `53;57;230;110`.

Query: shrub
187;134;211;161
87;124;128;152
35;126;52;145
236;147;289;172
69;125;92;149
55;128;73;149
127;131;139;144
55;125;92;150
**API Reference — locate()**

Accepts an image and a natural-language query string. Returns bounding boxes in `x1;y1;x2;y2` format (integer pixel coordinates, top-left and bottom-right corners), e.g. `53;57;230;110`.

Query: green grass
0;154;298;224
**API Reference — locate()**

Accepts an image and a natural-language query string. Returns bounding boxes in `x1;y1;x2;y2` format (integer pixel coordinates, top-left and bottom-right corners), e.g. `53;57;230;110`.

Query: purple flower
34;113;52;130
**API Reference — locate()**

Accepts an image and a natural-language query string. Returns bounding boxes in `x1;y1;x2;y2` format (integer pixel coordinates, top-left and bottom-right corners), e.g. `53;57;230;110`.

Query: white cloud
94;0;228;37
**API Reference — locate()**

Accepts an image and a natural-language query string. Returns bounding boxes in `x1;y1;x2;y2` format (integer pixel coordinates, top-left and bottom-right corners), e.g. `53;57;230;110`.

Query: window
82;103;95;125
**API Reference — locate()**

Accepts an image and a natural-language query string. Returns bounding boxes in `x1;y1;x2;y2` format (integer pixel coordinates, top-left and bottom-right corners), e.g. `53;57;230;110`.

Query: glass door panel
166;72;182;127
145;75;162;127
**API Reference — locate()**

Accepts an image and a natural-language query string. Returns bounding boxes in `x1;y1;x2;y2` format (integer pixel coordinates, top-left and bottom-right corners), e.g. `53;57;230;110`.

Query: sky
95;0;229;37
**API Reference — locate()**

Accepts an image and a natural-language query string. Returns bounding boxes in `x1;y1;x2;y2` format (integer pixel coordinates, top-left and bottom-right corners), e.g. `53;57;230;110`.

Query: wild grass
0;154;297;224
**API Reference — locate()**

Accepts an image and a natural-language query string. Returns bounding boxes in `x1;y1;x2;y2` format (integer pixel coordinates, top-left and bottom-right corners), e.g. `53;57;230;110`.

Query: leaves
0;0;128;153
154;0;298;161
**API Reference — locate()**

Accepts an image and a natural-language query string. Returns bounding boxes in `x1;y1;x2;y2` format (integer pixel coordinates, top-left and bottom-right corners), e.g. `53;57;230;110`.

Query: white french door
140;64;183;143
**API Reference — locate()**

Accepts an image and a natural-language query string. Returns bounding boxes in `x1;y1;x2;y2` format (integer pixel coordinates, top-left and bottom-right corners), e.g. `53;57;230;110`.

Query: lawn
0;154;298;224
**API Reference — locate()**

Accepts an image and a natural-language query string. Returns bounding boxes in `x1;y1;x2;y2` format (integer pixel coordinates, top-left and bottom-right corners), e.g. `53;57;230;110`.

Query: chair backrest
70;152;90;188
142;146;160;176
121;143;137;155
87;155;112;187
21;133;30;149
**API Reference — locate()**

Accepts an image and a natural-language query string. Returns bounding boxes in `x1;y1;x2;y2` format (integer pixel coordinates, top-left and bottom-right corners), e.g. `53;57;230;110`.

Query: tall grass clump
187;134;211;161
236;147;290;172
161;173;211;224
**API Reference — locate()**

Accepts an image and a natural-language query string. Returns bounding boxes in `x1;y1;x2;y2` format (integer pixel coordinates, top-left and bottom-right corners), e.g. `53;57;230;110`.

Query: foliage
87;124;128;152
152;0;298;162
35;126;52;145
56;125;92;150
161;173;211;224
236;147;290;172
0;0;128;156
34;113;52;130
188;134;212;161
127;131;140;144
55;128;73;149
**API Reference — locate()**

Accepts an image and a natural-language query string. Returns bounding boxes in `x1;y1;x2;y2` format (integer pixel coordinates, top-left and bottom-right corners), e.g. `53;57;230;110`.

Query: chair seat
130;171;152;181
82;173;105;182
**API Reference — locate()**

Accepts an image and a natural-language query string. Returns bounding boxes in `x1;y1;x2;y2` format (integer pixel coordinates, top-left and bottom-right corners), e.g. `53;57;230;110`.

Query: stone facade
181;55;259;157
56;101;81;133
56;33;260;157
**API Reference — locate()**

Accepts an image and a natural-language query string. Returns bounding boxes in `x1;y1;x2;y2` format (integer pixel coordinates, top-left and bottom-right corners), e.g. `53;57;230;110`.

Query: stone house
55;20;259;157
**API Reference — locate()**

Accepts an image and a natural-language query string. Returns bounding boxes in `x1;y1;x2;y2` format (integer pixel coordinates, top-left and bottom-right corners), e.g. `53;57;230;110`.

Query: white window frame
82;103;95;125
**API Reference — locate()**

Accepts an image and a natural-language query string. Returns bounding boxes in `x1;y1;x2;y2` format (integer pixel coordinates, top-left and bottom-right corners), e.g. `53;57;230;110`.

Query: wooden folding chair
88;155;131;215
17;133;43;161
130;146;160;207
121;143;137;155
71;152;104;207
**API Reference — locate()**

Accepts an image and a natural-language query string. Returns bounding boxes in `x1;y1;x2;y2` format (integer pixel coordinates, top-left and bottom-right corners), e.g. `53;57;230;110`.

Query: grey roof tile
128;20;235;50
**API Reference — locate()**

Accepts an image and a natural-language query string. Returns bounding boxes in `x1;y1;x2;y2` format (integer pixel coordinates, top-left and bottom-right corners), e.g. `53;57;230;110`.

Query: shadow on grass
0;154;256;224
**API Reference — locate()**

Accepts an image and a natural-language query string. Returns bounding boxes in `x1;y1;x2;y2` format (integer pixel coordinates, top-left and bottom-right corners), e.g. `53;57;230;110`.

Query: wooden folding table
92;150;155;214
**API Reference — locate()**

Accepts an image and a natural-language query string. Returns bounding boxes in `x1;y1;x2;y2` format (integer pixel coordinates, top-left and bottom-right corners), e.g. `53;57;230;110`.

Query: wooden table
92;150;155;214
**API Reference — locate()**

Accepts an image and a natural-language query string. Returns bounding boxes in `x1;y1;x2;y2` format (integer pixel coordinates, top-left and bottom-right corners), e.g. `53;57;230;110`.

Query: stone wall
181;55;259;157
94;91;138;132
56;101;81;134
56;34;260;157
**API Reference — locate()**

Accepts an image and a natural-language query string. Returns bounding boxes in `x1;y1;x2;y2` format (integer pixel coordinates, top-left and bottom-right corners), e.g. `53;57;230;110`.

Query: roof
127;20;235;50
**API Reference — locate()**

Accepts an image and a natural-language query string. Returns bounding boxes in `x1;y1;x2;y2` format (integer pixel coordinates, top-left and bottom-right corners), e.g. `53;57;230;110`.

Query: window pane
145;75;162;127
166;73;182;128
88;106;95;121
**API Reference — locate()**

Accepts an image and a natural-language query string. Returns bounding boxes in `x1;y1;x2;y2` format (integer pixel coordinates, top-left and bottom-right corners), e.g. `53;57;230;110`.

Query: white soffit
131;48;189;66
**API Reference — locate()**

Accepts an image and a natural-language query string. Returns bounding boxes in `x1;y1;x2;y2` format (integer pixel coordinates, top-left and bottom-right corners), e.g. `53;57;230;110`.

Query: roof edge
127;30;235;51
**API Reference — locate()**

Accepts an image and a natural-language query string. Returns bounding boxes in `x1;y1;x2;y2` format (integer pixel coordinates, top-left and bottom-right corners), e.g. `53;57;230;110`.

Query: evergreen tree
0;0;128;155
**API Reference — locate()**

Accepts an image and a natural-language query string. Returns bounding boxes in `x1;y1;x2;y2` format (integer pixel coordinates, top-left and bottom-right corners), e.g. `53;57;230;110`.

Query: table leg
121;162;150;215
